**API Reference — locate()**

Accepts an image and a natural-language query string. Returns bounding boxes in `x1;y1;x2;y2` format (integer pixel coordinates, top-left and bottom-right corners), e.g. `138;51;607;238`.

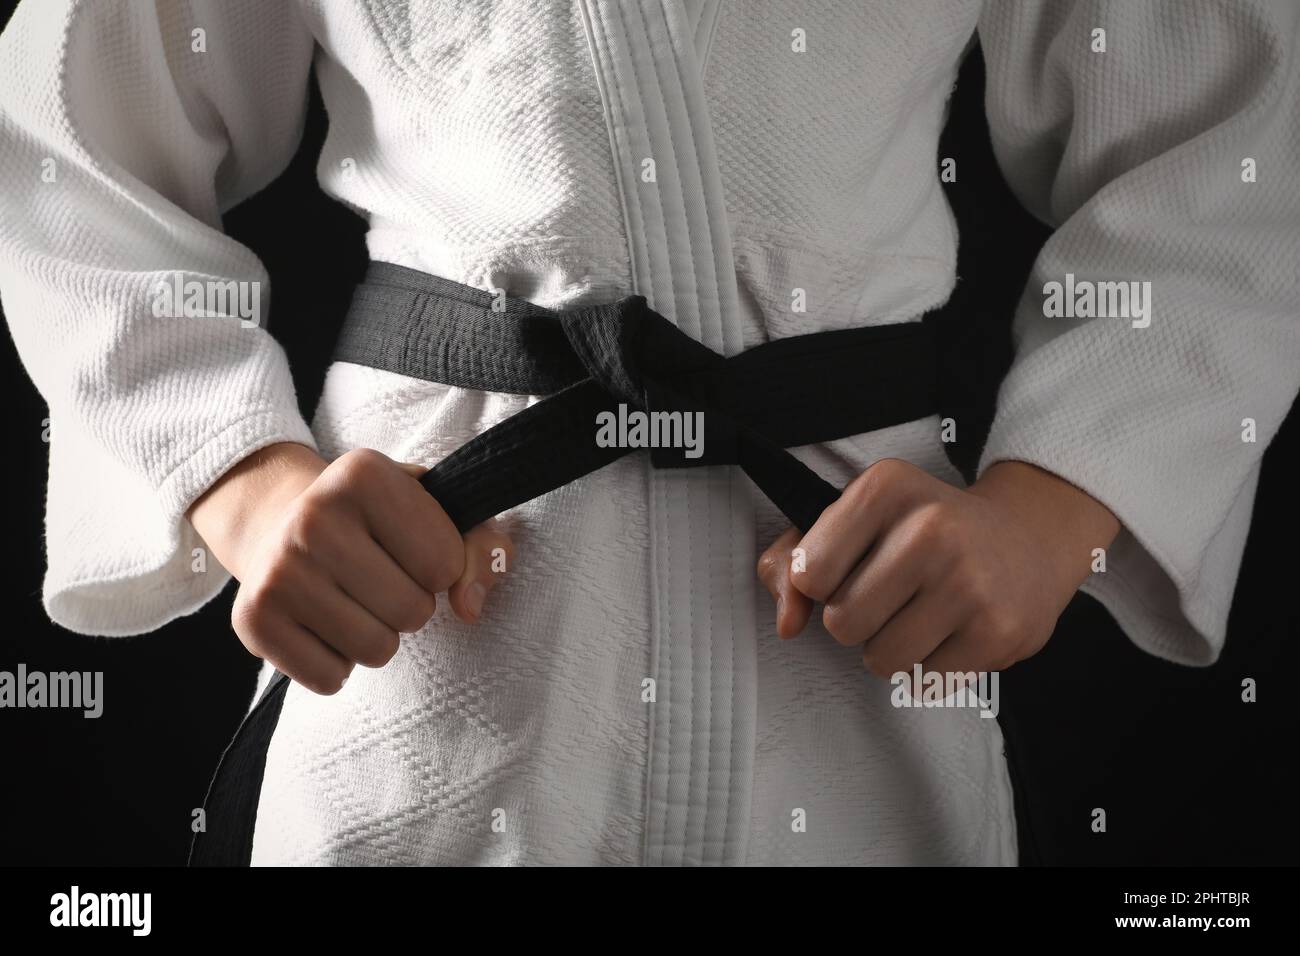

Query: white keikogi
1;0;1297;865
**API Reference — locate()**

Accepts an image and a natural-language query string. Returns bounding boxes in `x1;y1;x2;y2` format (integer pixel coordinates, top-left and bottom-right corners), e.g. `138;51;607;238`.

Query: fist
757;458;1117;680
227;448;513;695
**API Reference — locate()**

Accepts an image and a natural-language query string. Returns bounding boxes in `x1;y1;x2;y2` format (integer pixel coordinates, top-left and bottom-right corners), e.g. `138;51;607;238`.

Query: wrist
187;441;327;579
969;460;1120;592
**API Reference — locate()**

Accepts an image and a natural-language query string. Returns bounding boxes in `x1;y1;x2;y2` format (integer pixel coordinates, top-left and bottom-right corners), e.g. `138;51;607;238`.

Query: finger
756;527;815;638
332;450;466;594
324;533;438;635
821;523;931;646
860;587;966;681
791;458;920;602
923;608;1030;678
276;562;403;669
448;517;515;623
233;604;354;696
918;629;991;685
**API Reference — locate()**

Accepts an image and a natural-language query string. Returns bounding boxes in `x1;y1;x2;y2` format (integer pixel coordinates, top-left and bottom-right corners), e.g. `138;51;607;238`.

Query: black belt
188;261;950;866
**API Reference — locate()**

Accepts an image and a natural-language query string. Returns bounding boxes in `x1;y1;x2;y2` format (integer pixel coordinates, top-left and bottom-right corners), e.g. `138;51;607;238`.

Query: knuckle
234;577;276;624
393;593;436;634
287;498;334;551
792;560;834;602
230;598;270;655
821;601;859;646
861;651;896;680
988;650;1017;672
430;542;466;593
355;629;401;668
257;555;301;600
907;502;952;547
862;457;909;489
979;609;1024;649
233;565;303;650
336;447;387;484
844;467;883;508
873;456;909;479
304;662;354;696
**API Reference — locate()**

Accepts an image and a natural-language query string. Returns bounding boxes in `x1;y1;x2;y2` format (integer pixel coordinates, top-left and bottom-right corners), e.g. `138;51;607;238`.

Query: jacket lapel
578;0;757;866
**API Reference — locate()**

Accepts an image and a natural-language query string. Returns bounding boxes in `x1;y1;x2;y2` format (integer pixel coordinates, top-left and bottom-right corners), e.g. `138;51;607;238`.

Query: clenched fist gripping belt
189;261;950;866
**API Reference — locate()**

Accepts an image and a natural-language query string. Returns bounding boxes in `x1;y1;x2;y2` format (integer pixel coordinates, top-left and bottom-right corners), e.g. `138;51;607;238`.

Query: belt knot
559;296;734;466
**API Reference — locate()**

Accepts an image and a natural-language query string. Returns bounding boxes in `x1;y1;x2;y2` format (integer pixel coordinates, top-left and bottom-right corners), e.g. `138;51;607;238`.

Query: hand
757;459;1119;679
187;443;513;695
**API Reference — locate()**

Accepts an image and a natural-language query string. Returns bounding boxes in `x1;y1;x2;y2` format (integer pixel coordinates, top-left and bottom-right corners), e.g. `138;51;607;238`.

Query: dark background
0;10;1295;866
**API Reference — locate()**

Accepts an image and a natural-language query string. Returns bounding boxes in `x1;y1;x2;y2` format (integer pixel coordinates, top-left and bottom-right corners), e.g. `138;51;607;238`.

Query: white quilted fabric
257;364;1011;865
2;0;1297;864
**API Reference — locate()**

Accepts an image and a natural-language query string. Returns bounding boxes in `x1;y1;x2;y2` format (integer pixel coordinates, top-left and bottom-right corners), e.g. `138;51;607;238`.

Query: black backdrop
1;13;1295;866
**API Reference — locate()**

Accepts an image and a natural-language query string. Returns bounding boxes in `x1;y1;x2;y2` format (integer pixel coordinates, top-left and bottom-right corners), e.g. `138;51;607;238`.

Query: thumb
756;527;814;639
396;461;430;480
448;517;515;623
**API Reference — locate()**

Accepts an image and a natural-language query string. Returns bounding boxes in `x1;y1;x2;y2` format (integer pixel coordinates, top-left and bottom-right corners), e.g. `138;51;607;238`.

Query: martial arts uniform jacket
2;0;1298;864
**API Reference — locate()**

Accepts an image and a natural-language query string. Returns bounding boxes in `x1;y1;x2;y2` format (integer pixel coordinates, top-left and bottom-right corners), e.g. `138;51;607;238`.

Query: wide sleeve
0;0;317;635
975;0;1300;665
